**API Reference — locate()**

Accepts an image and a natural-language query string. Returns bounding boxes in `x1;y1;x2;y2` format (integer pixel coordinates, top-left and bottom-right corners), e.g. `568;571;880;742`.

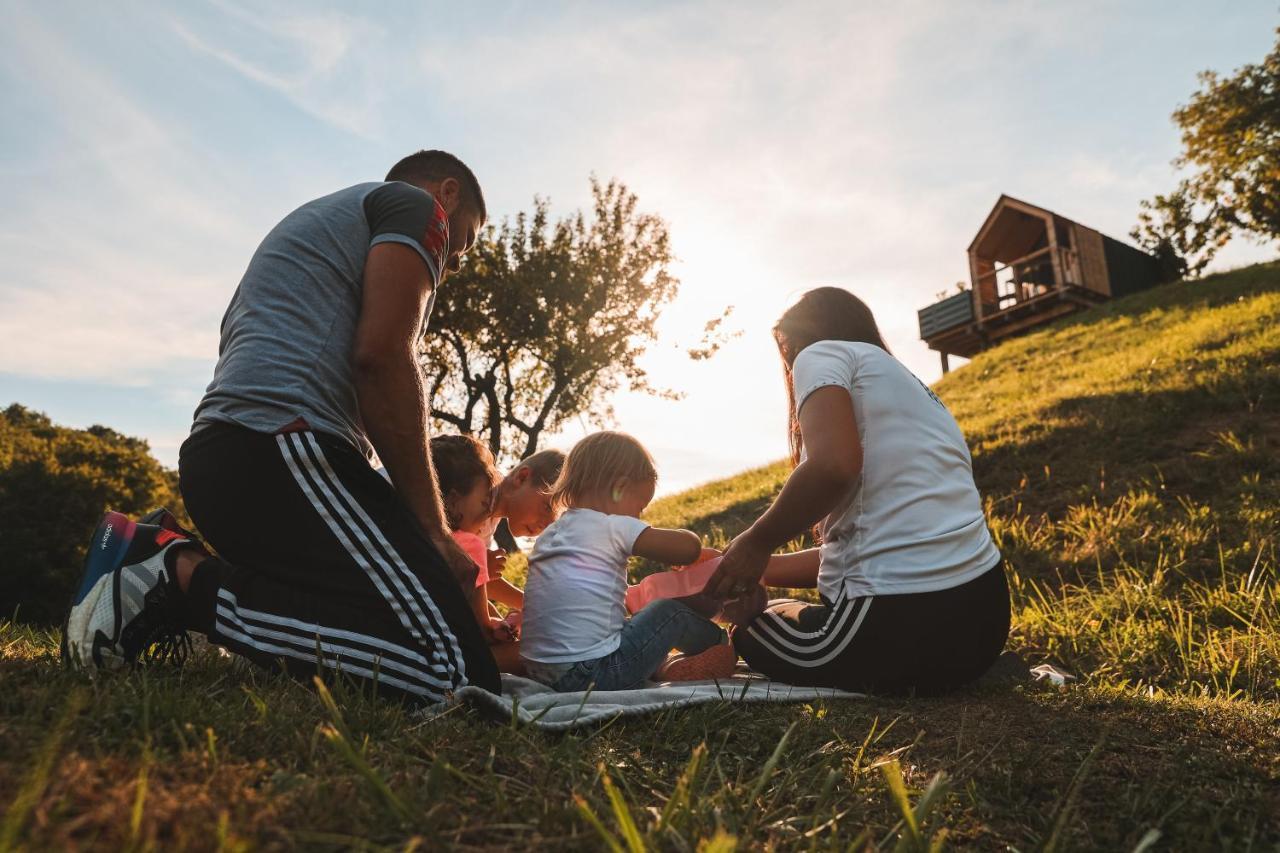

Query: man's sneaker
653;641;738;683
61;511;195;670
139;507;197;540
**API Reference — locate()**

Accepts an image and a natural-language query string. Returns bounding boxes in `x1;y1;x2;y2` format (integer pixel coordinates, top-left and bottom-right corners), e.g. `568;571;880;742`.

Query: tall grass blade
698;830;738;852
880;760;921;848
657;743;706;834
574;794;625;853
599;764;646;853
0;688;86;852
1130;828;1161;853
128;755;149;849
745;721;797;807
313;678;412;824
1041;732;1106;853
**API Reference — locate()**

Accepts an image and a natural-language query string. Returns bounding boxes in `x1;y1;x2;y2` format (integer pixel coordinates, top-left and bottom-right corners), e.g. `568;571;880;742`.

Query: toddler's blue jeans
547;599;725;692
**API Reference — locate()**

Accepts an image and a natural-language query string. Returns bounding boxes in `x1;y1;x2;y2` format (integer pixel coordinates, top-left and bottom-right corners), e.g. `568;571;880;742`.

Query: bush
0;404;185;624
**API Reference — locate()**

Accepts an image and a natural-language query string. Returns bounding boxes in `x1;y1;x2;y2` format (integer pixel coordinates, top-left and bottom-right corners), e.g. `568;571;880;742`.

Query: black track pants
733;562;1009;695
178;422;500;704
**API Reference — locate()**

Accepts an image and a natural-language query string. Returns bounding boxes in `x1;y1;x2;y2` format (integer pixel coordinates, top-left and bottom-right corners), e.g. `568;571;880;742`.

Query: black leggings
179;422;499;704
733;563;1009;695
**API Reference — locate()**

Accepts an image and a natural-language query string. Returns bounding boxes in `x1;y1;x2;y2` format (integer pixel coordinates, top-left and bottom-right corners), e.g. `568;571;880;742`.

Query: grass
2;261;1279;849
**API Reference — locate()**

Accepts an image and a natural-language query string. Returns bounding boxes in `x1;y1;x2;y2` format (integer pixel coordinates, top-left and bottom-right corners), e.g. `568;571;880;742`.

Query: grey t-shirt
192;181;448;457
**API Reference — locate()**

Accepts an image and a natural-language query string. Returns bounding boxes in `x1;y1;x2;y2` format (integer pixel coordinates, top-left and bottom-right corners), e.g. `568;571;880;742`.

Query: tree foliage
0;404;185;624
423;177;730;466
1133;28;1280;276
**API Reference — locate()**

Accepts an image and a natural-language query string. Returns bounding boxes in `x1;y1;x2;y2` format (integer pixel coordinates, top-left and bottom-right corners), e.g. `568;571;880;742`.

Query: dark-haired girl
706;288;1009;694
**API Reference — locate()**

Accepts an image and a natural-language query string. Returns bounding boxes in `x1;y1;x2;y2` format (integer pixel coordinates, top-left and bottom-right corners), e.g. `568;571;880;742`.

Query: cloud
0;5;253;384
167;0;388;138
0;6;255;245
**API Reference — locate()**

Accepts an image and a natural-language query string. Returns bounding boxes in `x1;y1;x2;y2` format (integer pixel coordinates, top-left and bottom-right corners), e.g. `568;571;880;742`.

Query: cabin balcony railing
918;245;1090;343
975;245;1082;313
918;289;974;339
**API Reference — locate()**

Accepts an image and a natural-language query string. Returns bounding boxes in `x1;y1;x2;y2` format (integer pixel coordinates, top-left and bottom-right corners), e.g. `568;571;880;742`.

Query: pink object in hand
452;531;490;587
626;558;724;613
626;558;766;625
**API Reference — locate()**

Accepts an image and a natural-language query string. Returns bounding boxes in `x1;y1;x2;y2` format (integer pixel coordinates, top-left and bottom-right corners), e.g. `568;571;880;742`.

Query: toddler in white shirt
521;431;736;690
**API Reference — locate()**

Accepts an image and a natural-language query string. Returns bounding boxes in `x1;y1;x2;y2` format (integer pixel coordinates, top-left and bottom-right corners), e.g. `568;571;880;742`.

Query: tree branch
431;407;467;429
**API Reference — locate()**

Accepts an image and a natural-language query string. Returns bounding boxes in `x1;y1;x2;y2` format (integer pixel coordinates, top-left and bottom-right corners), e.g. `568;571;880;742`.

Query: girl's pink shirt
452;531;490;587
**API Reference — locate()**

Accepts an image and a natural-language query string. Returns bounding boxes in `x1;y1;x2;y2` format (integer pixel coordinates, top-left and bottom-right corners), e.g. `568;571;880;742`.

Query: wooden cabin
919;195;1165;372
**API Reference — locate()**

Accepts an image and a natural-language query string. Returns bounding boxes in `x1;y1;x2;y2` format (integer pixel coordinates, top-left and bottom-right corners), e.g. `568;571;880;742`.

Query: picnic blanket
450;673;864;731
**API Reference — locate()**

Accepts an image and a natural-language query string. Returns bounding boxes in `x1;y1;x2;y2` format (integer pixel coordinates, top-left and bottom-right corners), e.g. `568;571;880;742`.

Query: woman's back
792;340;999;600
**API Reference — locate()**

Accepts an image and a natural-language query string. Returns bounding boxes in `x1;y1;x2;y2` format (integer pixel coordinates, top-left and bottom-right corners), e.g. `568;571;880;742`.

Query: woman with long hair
706;287;1009;694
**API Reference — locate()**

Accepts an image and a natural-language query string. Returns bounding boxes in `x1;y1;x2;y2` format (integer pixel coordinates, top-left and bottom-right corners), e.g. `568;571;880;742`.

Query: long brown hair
774;287;889;466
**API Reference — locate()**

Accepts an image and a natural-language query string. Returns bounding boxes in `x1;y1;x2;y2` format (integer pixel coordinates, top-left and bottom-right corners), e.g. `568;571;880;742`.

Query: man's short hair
519;448;566;489
386;150;486;223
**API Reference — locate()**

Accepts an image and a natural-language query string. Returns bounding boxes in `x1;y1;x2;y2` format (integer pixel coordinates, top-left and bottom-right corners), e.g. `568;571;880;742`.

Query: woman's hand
705;531;772;599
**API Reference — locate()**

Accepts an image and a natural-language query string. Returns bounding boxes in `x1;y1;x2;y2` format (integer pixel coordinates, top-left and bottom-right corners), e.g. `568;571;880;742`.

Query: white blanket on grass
450;673;864;731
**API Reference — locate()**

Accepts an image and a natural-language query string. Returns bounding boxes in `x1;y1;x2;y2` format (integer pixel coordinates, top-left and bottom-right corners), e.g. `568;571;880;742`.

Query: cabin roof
966;194;1068;254
967;193;1148;258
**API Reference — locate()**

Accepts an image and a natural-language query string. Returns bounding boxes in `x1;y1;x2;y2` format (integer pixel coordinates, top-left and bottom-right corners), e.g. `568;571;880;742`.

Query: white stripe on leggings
275;435;445;666
297;433;467;683
215;591;452;688
214;617;440;700
215;608;450;692
749;595;858;656
276;433;462;686
745;597;873;668
756;595;852;643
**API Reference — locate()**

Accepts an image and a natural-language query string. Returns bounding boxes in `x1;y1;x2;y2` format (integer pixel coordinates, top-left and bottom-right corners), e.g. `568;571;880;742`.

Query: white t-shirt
520;508;650;665
792;340;1000;601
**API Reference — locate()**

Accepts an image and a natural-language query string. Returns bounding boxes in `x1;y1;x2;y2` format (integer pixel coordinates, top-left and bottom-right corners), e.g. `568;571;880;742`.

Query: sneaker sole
62;511;136;669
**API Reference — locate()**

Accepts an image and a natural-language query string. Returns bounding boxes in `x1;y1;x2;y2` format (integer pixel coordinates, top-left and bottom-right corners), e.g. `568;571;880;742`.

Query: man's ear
513;466;532;487
437;176;462;213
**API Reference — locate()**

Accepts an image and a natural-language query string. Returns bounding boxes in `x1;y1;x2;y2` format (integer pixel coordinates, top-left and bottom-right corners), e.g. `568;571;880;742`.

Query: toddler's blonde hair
549;431;657;511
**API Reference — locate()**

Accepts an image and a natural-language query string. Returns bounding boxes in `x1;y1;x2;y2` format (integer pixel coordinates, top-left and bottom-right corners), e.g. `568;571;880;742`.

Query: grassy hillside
1;262;1278;849
646;261;1280;699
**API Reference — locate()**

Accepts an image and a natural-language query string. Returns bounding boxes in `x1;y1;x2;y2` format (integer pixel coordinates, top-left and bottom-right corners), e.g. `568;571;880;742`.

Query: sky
1;1;1276;495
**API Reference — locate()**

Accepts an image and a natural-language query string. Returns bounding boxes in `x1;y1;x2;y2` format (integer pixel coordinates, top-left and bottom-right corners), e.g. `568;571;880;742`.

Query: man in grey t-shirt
63;150;503;701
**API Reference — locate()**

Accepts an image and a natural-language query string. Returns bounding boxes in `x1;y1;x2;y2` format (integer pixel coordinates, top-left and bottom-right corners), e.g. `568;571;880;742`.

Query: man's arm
353;242;477;588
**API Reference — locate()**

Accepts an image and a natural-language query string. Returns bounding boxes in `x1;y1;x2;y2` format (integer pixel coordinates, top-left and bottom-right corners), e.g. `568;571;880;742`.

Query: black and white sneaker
139;507;198;539
61;511;196;670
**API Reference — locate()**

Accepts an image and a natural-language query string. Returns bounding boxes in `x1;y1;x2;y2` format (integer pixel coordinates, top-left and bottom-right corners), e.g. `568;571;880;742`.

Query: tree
423;177;731;468
1131;185;1233;280
1133;28;1280;275
0;404;186;624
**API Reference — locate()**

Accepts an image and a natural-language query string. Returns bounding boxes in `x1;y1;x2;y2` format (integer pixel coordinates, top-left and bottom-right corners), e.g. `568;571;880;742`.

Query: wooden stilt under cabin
919;195;1167;373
